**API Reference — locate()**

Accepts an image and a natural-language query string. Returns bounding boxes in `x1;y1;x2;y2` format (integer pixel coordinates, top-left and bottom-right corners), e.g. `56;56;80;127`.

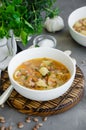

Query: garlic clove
54;16;64;31
44;16;64;32
44;17;53;32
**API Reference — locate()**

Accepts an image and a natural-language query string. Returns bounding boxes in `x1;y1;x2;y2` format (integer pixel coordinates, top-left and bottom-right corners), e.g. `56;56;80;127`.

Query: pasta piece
41;60;52;66
36;79;48;87
39;67;49;76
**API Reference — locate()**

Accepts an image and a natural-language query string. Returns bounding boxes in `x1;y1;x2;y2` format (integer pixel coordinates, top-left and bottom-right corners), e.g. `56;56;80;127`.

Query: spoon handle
0;69;1;79
0;85;13;105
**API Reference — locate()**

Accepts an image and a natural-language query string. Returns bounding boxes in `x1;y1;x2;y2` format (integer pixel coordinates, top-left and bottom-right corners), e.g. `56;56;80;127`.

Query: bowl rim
8;47;76;93
68;6;86;38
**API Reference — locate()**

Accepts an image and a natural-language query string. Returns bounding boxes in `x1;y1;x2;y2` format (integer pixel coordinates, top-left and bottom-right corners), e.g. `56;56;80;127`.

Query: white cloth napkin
0;39;17;70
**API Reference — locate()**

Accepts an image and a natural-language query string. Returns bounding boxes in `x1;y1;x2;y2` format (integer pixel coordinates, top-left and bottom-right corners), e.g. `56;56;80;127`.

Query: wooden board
1;66;84;116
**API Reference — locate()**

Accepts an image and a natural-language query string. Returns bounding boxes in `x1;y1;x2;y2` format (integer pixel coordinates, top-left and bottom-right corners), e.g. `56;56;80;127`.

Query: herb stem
32;4;37;29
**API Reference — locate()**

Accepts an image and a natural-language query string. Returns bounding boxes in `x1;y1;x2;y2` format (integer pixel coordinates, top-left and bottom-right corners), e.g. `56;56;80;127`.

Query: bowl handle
0;85;13;105
64;50;76;65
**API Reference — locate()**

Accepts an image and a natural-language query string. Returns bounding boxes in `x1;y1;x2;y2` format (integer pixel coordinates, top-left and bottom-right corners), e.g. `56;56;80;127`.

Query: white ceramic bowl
8;48;76;101
68;6;86;47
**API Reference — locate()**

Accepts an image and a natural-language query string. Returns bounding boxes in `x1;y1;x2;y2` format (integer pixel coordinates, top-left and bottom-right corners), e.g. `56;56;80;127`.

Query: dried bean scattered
0;126;5;130
17;122;24;129
33;118;38;122
0;116;5;120
38;123;43;127
0;112;48;130
0;116;5;123
25;117;31;123
35;124;39;129
8;126;12;130
42;117;48;122
33;122;43;130
32;127;38;130
0;104;4;108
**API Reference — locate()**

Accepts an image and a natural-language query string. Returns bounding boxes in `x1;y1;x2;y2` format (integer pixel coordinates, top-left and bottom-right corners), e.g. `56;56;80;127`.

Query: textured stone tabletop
0;0;86;130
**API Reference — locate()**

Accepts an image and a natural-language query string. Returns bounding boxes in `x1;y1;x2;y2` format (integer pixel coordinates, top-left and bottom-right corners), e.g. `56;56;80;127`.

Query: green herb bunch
0;0;59;45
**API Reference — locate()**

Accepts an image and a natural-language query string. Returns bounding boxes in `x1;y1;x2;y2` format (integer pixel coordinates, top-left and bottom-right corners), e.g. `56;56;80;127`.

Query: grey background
0;0;86;130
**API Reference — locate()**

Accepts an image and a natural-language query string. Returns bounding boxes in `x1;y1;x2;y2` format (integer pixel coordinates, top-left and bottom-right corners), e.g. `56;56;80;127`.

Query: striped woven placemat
1;66;84;116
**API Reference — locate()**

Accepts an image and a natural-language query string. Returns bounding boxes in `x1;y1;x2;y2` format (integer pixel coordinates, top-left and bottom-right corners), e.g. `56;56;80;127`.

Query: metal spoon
0;85;13;105
0;57;14;105
0;66;13;105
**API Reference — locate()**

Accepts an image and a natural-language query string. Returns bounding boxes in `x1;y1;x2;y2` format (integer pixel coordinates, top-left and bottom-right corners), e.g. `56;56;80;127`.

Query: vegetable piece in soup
13;58;71;90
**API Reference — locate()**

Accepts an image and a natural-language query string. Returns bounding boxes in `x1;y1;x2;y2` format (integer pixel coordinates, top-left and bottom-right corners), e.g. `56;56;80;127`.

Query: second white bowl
68;6;86;46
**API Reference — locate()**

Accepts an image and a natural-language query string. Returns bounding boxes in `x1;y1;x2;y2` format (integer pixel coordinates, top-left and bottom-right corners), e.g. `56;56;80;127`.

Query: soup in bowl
8;47;76;101
13;57;71;90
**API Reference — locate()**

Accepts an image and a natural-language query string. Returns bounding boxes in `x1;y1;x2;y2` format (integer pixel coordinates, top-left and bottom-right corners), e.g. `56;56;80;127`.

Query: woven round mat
1;66;84;116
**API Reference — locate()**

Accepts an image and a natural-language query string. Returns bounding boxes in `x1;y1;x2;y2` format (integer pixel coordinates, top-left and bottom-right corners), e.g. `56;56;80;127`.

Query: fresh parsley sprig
0;0;59;45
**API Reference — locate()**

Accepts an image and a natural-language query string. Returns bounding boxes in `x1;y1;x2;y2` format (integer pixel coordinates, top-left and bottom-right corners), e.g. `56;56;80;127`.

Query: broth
13;58;71;90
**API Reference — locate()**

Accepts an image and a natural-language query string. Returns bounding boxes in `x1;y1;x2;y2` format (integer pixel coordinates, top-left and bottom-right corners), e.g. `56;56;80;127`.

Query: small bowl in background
68;6;86;47
33;34;57;48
